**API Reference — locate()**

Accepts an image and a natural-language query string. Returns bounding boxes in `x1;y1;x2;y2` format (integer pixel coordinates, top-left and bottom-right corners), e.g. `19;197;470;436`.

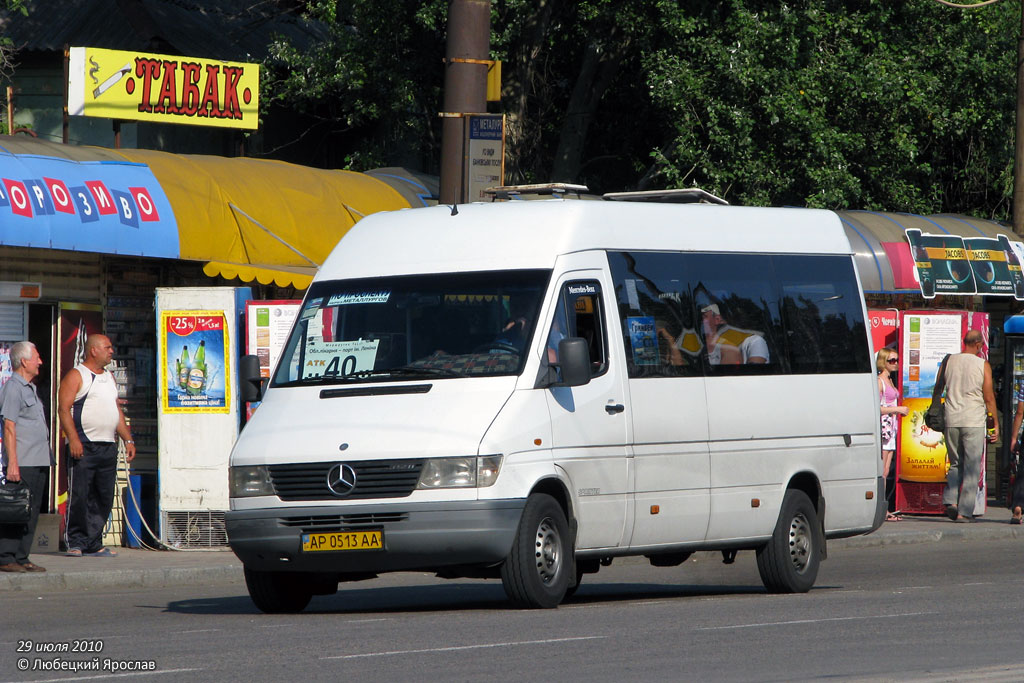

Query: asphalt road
3;538;1024;682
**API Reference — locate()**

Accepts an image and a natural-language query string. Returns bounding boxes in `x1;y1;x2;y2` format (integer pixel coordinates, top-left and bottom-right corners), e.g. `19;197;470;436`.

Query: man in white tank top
57;334;135;556
941;330;997;522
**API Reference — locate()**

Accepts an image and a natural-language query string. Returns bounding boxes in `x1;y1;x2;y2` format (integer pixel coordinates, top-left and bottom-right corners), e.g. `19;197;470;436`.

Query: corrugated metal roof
837;210;1017;294
0;0;323;60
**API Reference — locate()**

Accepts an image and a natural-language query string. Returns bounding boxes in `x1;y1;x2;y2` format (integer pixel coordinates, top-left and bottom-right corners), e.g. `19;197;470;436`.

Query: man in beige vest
942;330;997;522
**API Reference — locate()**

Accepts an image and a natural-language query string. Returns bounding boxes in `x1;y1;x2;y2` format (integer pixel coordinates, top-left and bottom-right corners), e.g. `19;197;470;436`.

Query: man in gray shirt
0;341;52;572
942;330;997;523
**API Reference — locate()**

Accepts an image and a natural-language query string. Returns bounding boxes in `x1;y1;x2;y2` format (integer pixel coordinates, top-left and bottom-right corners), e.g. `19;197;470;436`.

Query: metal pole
438;0;491;205
1015;0;1024;234
62;44;69;144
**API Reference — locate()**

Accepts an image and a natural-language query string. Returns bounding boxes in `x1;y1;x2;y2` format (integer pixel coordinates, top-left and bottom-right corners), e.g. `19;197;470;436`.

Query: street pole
1015;0;1024;234
439;0;491;205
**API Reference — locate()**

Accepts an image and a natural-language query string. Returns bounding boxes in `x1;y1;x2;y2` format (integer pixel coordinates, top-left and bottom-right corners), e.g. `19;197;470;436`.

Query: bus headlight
230;465;275;497
416;455;503;489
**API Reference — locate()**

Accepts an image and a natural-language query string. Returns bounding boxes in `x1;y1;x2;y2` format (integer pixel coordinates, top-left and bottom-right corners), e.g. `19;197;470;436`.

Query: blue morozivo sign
0;149;179;258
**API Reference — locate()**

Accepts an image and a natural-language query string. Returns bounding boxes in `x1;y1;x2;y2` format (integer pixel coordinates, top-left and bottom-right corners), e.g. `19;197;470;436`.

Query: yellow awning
201;261;317;289
111;149;412;288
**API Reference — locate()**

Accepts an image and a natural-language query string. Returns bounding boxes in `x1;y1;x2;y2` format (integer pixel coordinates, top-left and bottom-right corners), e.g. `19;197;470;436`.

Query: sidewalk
1;503;1021;593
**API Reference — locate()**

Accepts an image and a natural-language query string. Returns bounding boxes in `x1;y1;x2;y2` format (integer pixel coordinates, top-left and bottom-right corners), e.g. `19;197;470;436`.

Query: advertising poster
905;229;976;298
0;341;12;387
245;300;300;378
0;342;13;463
899;313;963;483
161;311;230;413
868;309;899;353
626;316;658;366
56;303;104;521
906;229;1024;300
963;236;1023;297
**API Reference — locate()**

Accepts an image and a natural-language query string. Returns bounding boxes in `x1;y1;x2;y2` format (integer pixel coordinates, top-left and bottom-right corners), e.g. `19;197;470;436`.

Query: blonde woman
878;347;908;521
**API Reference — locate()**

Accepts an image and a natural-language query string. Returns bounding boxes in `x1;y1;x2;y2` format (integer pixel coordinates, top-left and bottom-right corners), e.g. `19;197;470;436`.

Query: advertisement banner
245;300;300;379
899;313;964;482
905;229;976;297
68;47;259;130
964;236;1024;297
906;229;1024;299
868;309;899;353
0;150;179;258
56;303;104;521
160;311;230;413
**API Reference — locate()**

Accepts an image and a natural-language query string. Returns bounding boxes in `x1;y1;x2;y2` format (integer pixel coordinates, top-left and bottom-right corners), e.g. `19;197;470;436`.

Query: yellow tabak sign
68;47;259;130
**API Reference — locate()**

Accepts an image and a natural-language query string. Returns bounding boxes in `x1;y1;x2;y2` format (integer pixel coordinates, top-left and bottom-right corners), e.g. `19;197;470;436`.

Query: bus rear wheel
501;493;571;608
756;489;821;593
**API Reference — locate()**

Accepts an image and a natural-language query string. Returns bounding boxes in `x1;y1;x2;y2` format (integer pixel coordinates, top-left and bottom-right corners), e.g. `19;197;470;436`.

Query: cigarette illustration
92;64;132;99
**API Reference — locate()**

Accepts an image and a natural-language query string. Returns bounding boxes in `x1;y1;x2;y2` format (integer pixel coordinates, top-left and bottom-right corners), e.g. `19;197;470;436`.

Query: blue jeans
943;426;985;517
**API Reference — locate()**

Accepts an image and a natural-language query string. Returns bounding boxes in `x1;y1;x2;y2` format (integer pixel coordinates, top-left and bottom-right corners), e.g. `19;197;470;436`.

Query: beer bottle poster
160;310;230;413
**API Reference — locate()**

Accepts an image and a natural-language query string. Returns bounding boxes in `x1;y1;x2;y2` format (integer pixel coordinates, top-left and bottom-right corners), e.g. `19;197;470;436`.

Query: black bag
924;354;950;433
0;479;31;525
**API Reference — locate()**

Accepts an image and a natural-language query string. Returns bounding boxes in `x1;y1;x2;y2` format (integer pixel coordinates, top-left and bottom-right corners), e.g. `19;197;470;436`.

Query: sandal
65;548;83;557
886;512;902;522
84;547;117;557
944;504;959;521
1012;506;1022;525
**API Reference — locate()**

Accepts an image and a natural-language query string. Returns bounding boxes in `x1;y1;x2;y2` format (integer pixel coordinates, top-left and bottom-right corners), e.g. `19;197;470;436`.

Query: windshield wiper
393;366;464;378
321;366;464;381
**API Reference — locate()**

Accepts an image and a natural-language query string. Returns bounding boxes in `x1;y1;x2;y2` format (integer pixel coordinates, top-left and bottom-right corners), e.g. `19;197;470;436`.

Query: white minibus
227;191;884;612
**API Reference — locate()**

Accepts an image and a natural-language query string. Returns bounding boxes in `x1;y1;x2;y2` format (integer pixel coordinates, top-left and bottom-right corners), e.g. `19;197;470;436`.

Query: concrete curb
0;564;243;593
833;523;1024;548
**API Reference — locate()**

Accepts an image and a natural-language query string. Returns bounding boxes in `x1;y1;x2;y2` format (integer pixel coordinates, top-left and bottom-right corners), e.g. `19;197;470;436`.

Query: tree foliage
260;0;447;169
264;0;1019;219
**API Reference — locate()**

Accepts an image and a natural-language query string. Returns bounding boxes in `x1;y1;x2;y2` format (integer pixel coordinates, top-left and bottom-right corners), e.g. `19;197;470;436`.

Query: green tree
643;1;1017;217
263;1;1020;219
259;0;447;170
0;0;29;134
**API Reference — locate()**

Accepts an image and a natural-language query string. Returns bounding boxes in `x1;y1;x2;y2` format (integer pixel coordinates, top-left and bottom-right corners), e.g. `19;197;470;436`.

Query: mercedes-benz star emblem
326;464;357;497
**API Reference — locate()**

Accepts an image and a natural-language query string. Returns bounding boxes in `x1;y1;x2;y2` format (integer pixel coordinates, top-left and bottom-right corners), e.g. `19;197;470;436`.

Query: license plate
301;530;383;552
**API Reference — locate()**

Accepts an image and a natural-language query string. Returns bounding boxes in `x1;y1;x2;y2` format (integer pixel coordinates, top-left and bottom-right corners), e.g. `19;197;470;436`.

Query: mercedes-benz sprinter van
226;192;883;612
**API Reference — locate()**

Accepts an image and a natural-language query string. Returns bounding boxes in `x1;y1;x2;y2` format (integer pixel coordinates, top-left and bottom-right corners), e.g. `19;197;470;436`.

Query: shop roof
0;138;413;288
836;210;1017;294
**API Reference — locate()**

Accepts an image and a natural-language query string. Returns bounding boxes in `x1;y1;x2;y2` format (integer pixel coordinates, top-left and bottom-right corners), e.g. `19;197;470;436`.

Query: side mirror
238;354;267;403
557;337;592;387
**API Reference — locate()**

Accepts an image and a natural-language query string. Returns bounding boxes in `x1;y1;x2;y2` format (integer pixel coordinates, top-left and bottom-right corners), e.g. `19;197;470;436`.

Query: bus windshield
272;270;551;386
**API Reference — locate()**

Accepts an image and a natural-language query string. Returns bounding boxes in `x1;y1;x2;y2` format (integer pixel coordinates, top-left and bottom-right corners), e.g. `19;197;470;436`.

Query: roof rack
601;188;729;205
484;183;591;201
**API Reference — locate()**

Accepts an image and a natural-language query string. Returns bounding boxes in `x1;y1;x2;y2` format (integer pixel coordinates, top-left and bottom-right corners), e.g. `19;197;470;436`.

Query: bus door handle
605;403;625;414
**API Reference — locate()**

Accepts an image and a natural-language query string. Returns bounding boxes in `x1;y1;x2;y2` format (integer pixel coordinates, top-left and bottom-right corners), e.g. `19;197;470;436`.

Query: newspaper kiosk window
273;270;550;385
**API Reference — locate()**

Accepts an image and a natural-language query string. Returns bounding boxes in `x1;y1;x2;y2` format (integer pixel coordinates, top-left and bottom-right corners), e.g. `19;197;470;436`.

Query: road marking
172;629;220;634
696;611;937;630
321;635;607;660
2;668;200;683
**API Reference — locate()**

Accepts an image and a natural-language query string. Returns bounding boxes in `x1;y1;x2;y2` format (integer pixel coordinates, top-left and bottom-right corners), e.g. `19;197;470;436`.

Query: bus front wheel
500;493;571;608
244;567;314;613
